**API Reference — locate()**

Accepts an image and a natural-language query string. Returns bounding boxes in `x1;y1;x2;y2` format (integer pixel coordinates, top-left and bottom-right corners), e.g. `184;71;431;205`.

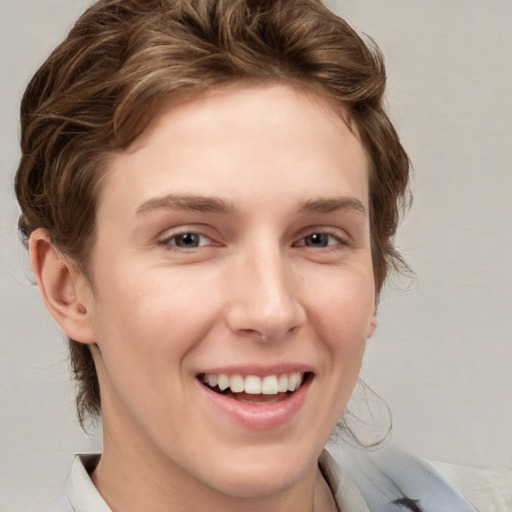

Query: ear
29;228;96;344
366;306;378;338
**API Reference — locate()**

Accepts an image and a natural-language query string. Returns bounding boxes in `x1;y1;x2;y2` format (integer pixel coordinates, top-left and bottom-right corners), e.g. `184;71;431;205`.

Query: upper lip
196;363;315;378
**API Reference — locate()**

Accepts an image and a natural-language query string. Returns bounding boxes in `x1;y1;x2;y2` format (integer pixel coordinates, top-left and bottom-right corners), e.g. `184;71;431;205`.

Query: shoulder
427;459;512;512
324;442;511;512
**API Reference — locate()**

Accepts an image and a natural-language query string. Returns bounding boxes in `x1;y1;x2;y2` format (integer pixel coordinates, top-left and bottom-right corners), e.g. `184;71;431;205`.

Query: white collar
65;450;369;511
65;445;476;512
66;454;110;512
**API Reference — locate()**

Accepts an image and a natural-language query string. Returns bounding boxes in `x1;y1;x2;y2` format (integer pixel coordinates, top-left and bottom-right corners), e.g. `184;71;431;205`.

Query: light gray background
1;0;511;510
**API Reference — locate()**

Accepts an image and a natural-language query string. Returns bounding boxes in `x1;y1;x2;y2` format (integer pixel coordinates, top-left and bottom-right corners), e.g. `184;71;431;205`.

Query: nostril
239;328;260;336
233;324;302;343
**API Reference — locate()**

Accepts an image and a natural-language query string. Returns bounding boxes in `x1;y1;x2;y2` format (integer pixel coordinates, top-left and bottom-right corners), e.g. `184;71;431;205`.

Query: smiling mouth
198;372;312;403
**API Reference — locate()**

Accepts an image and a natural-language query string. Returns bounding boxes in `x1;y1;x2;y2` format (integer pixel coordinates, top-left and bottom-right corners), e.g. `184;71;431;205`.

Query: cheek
305;268;374;391
88;272;216;432
309;270;375;340
94;262;215;335
89;267;218;386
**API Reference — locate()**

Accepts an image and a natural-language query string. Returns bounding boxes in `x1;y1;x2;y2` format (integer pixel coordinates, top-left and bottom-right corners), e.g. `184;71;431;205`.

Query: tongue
227;391;290;404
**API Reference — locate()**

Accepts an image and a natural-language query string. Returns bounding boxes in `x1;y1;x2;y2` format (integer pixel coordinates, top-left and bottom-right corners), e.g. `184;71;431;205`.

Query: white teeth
288;372;301;392
245;375;262;394
217;374;230;391
202;372;306;395
261;375;279;395
229;374;245;393
278;374;289;393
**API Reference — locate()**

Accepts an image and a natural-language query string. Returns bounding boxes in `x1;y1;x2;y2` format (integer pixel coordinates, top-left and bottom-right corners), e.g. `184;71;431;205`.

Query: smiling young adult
15;1;511;511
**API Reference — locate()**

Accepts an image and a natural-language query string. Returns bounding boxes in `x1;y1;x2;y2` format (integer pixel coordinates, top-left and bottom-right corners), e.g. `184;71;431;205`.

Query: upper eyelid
157;227;218;248
294;235;349;248
158;224;213;239
155;224;351;244
294;226;351;241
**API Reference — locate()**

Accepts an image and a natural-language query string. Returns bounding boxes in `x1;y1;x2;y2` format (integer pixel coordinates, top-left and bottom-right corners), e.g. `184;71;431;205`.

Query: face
84;83;376;499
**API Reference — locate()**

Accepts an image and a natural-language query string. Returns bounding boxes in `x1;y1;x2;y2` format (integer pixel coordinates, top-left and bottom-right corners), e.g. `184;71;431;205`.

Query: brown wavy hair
15;0;410;427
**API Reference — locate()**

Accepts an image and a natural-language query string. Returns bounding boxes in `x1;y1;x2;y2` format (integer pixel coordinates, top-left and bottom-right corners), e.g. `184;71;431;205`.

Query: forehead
98;82;369;215
128;82;356;148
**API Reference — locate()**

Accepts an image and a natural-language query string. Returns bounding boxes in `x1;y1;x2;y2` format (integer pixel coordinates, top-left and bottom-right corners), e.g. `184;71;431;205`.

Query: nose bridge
226;238;304;341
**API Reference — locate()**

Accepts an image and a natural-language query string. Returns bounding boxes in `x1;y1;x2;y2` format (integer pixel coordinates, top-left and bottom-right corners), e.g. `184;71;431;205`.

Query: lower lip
197;377;312;430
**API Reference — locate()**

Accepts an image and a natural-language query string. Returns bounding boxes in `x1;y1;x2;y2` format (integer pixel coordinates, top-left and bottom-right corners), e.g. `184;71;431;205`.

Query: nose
225;244;306;342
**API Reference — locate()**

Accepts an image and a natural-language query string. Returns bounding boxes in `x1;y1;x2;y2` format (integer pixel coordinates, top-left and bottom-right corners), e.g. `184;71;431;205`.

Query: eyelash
294;229;350;251
159;231;215;250
158;227;350;252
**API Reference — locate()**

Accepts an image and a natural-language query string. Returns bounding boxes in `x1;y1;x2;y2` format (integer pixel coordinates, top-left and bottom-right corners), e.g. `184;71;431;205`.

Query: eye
295;231;347;249
162;232;213;249
302;233;337;247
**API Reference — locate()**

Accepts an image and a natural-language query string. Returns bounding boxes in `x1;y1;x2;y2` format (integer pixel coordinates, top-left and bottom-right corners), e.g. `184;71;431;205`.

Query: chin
204;464;308;499
191;443;319;499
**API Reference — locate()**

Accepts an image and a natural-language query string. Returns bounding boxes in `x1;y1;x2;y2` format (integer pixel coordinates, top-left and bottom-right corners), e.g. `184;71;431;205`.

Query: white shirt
47;445;512;512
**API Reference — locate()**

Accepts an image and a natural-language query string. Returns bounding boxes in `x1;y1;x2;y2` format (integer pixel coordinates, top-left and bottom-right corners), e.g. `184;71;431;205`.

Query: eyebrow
136;194;237;216
297;197;367;216
136;193;366;217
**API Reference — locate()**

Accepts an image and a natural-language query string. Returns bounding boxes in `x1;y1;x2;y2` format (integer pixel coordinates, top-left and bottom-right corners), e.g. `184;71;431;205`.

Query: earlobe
29;228;96;344
366;309;378;338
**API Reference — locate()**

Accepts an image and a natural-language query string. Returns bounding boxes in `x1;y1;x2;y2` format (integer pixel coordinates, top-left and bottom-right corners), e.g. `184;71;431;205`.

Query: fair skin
31;83;376;512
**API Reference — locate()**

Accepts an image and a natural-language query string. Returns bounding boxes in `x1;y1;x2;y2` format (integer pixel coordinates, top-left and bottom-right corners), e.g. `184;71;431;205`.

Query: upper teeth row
202;372;304;395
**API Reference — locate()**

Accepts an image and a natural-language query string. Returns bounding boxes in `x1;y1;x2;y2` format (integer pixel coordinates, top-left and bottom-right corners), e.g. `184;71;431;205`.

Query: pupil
306;233;328;247
177;233;199;247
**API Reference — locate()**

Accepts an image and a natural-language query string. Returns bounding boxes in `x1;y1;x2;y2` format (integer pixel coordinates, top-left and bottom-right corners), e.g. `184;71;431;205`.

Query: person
14;0;511;511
